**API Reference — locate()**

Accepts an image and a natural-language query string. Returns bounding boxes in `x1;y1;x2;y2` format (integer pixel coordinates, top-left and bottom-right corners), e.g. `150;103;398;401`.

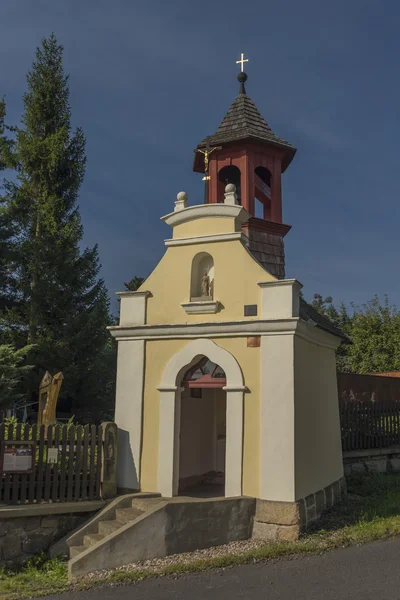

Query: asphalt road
42;537;400;600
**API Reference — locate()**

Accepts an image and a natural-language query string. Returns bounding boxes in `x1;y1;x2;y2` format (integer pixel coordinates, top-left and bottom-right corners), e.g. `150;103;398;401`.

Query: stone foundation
253;477;347;542
343;447;400;476
0;501;104;565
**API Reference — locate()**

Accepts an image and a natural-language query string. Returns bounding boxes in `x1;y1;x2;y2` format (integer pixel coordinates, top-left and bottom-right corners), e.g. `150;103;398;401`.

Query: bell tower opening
254;166;271;220
218;165;241;204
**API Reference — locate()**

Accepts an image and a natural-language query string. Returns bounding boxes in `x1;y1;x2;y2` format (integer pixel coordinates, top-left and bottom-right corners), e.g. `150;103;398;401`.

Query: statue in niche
201;270;211;298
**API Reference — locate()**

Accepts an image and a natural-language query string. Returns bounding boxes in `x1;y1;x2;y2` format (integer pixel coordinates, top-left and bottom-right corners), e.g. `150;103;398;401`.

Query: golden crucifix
196;137;222;203
196;141;221;176
236;52;249;72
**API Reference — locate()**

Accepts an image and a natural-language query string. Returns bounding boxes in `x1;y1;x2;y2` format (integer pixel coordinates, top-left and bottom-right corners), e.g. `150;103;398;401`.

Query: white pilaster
260;334;295;501
117;291;150;326
114;339;145;491
157;387;182;497
258;279;302;320
224;387;246;497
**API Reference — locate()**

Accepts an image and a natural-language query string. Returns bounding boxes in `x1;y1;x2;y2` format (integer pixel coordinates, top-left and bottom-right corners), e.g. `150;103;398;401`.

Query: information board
1;441;36;474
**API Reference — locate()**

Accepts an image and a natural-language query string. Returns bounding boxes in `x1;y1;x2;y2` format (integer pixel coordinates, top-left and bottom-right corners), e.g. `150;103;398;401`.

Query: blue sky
1;0;400;313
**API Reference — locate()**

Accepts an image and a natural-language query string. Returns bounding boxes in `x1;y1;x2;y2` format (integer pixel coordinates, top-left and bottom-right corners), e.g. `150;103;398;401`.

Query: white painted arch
158;339;246;498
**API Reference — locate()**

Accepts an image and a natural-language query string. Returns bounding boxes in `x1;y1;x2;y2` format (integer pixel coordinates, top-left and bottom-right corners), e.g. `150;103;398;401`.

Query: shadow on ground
308;474;400;534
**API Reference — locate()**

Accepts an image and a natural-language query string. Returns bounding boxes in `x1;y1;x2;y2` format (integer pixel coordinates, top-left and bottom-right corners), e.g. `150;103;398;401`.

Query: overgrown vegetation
2;474;400;599
311;293;400;373
0;346;33;412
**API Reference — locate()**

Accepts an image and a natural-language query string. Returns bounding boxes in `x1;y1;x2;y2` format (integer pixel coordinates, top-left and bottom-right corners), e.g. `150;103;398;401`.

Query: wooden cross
236;52;249;72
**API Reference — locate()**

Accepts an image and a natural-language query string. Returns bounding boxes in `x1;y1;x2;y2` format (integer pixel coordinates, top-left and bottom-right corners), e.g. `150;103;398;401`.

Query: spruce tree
0;98;16;311
0;34;115;421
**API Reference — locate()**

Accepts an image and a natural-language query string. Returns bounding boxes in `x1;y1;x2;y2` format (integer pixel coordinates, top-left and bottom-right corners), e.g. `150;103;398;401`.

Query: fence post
101;422;118;499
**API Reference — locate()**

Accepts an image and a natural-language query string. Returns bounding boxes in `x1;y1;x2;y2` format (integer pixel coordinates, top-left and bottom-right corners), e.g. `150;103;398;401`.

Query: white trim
109;319;341;350
165;232;248;247
258;279;303;289
161;203;250;227
157;339;245;498
181;301;220;314
115;291;152;298
161;339;244;388
109;319;298;339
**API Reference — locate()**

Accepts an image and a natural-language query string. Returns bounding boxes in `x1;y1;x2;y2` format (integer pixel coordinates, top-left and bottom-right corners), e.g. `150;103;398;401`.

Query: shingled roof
299;298;348;341
196;76;296;171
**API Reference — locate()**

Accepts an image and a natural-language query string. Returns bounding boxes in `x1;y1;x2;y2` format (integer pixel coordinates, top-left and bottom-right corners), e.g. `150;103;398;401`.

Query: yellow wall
173;217;235;238
294;336;343;499
140;337;260;498
140;240;275;325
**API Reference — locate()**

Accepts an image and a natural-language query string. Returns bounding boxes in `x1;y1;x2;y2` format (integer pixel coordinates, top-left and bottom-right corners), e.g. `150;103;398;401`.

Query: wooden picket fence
340;399;400;452
0;423;104;505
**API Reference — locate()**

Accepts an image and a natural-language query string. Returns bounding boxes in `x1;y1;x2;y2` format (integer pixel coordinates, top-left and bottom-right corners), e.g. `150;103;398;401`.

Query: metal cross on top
236;52;249;72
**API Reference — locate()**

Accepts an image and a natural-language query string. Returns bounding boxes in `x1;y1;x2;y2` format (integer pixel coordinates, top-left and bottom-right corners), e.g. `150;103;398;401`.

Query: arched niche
190;252;214;301
218;165;241;204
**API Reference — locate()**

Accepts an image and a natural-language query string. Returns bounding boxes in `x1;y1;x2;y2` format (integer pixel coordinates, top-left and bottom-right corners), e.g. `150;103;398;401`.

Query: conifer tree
0;98;15;311
0;35;115;421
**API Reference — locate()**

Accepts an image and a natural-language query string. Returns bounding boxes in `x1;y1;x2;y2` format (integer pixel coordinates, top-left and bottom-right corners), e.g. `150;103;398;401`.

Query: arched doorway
157;339;246;498
179;359;227;496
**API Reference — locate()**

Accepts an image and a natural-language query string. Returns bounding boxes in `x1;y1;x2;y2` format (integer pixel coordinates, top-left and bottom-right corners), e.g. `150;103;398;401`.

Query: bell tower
193;57;296;279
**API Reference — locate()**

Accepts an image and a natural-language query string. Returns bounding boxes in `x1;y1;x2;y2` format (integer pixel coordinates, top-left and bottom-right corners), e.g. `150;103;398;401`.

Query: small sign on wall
1;441;36;474
47;448;59;464
244;304;258;317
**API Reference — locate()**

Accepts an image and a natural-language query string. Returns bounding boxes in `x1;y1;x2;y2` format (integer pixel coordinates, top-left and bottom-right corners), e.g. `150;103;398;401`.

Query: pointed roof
196;73;296;172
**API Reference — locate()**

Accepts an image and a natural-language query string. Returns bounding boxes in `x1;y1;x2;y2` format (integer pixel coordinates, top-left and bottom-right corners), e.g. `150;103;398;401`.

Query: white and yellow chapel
109;61;347;539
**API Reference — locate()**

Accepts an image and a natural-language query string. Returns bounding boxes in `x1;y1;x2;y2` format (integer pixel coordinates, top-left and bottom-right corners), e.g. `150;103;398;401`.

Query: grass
3;473;400;599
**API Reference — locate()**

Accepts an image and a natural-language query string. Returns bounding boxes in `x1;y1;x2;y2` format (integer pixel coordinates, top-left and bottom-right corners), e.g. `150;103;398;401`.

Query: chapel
109;59;346;539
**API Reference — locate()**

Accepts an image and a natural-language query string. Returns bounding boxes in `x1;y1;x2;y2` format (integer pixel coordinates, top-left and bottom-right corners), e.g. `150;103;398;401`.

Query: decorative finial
224;183;238;206
237;71;248;94
175;191;188;212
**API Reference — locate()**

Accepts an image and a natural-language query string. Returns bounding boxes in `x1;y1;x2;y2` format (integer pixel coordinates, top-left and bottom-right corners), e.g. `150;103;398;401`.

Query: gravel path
80;538;266;583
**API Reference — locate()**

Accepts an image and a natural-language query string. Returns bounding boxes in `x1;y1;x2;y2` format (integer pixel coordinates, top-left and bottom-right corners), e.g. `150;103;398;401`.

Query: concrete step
115;507;144;524
131;497;164;511
83;533;105;547
70;545;86;559
98;519;124;536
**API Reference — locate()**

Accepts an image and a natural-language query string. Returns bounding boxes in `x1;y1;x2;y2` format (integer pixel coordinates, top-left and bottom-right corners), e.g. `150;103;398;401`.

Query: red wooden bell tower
193;69;296;279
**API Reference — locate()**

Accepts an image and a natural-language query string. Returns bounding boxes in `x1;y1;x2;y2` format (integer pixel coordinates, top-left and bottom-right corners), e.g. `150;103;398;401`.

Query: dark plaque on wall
244;304;258;317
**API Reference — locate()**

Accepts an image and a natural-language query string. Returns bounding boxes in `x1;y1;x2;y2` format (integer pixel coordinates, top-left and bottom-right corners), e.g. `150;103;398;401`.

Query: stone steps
66;495;256;582
115;506;144;524
98;519;124;536
70;545;86;559
83;533;105;547
64;495;163;563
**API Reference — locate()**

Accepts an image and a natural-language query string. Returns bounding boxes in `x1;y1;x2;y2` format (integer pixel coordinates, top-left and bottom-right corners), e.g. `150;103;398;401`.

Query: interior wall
179;389;216;480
